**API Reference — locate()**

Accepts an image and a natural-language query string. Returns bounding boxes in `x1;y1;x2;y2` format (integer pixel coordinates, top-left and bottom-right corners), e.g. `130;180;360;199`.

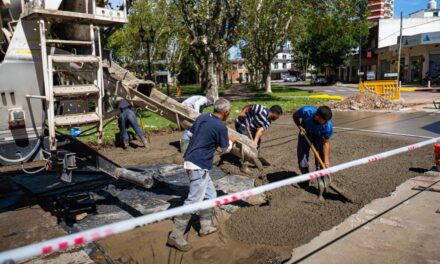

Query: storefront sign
402;31;440;47
421;32;440;45
367;71;376;80
384;73;398;78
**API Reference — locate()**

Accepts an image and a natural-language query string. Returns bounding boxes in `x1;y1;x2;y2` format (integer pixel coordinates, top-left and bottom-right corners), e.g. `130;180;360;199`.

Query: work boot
199;209;217;237
240;162;251;175
297;167;310;188
167;214;192;252
122;140;129;149
317;177;326;201
141;137;150;149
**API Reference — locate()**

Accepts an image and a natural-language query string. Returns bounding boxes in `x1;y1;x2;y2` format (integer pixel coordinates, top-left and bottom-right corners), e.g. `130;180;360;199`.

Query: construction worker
167;98;236;252
118;99;149;149
180;95;213;153
182;95;213;113
292;105;333;175
235;104;283;172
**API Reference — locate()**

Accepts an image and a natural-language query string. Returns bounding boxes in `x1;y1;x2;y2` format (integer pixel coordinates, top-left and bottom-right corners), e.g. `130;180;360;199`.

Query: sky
394;0;428;17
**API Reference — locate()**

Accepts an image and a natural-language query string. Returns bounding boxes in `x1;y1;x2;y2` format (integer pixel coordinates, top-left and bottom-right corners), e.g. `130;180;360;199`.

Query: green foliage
293;0;369;73
173;0;242;98
106;0;189;80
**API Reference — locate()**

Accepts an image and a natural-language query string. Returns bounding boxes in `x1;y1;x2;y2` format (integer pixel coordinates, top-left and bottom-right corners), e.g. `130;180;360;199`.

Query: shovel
246;125;271;167
300;129;353;203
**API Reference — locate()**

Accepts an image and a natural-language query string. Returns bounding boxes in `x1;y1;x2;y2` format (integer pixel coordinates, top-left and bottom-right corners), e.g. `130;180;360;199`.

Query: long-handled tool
300;130;353;202
246;125;271;167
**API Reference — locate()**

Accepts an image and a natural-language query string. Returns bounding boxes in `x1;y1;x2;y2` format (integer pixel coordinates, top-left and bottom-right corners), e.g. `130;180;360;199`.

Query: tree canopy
106;0;369;95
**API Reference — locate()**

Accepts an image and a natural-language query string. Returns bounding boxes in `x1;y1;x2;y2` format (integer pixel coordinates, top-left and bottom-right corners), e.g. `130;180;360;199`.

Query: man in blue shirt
180;95;213;153
293;106;333;175
167;98;236;252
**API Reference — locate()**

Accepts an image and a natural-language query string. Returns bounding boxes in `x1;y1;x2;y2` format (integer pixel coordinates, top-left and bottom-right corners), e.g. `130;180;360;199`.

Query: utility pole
397;11;403;86
359;34;362;82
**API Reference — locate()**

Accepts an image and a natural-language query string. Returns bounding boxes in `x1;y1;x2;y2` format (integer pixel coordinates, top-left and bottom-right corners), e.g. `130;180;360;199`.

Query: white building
409;0;439;18
376;6;440;81
270;42;294;80
378;18;440;48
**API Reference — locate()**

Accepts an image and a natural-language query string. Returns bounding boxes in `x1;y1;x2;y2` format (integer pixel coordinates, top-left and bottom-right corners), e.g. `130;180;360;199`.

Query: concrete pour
286;172;440;264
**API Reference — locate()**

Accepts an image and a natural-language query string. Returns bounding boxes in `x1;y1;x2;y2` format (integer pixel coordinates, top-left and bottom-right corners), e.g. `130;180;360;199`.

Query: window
283;63;287;69
434;12;439;17
282;54;287;59
274;62;279;69
238;64;243;69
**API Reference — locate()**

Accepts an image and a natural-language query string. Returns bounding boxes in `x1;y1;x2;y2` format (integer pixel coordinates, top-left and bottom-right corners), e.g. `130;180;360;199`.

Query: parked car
283;76;297;82
311;76;328;86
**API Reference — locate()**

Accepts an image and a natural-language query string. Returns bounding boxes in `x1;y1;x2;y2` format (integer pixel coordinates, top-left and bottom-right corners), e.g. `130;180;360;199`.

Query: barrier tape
1;137;439;264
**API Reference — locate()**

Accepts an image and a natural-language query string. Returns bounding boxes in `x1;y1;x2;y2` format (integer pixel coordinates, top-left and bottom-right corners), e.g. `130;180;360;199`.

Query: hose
75;116;118;138
21;162;47;174
0;138;42;163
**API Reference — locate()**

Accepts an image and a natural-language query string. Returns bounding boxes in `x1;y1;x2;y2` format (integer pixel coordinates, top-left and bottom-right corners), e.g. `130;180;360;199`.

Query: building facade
229;59;249;84
339;19;440;83
410;0;439;18
270;42;295;80
368;0;394;24
377;31;440;82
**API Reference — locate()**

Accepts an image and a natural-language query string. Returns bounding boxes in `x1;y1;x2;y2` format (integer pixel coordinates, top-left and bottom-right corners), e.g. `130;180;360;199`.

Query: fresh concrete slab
287;173;440;264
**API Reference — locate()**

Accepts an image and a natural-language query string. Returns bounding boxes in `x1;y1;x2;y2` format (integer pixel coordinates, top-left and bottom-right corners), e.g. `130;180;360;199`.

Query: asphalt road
274;110;440;138
280;81;440;104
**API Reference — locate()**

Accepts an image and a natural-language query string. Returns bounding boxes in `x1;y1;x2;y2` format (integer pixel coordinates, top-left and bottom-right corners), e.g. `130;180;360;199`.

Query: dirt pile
327;92;403;110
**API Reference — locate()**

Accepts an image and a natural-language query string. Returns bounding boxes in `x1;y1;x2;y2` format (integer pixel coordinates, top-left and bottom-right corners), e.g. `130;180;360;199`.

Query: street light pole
397;12;403;86
138;26;155;81
146;40;152;80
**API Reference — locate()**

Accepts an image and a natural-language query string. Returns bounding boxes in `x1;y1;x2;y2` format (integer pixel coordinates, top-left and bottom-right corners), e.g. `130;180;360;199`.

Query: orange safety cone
177;83;182;98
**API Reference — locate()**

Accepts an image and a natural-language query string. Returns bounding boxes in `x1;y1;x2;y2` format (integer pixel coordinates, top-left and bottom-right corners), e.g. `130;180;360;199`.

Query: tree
173;0;242;100
106;0;189;83
166;34;190;86
240;0;299;93
293;0;369;78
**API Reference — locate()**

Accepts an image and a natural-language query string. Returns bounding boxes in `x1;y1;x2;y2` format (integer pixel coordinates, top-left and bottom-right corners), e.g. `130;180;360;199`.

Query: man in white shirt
180;95;213;153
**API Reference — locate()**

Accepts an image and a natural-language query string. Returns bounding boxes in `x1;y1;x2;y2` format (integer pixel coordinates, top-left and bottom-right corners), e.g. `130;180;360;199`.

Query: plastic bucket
70;127;81;137
435;144;440;171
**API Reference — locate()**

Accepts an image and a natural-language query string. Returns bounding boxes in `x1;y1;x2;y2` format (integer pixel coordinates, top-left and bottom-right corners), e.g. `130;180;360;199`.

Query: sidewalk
287;171;440;264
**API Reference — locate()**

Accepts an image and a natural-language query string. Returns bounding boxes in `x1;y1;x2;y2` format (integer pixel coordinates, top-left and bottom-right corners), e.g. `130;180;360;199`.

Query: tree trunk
262;66;272;93
265;74;272;93
171;75;178;87
199;62;210;94
205;54;219;101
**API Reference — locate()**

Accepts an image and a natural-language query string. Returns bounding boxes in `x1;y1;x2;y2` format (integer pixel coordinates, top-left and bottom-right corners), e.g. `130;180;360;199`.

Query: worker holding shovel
293;106;333;195
235;103;283;173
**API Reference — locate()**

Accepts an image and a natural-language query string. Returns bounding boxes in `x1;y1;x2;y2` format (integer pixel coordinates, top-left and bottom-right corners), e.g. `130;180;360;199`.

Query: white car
283;76;297;82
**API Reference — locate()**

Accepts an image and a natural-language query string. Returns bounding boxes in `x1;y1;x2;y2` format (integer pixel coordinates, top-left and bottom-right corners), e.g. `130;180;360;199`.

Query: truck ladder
38;19;104;151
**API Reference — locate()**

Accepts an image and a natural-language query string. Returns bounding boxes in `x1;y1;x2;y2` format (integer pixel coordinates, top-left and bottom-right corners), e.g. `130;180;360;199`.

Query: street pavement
287;172;440;264
274;110;440;138
280;81;440;105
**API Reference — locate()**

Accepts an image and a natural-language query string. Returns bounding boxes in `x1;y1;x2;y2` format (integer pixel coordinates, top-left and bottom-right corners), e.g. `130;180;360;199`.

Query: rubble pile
327;92;403;110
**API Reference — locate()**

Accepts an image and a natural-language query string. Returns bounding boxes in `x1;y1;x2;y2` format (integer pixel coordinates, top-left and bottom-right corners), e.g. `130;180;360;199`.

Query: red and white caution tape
1;137;439;264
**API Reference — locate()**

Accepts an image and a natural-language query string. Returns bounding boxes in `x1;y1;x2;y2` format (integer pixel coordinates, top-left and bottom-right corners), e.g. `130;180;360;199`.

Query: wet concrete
286;172;440;264
275;111;440;138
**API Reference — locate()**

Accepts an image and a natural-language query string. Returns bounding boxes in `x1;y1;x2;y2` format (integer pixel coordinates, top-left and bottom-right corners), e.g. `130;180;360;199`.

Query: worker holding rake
293;106;333;196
